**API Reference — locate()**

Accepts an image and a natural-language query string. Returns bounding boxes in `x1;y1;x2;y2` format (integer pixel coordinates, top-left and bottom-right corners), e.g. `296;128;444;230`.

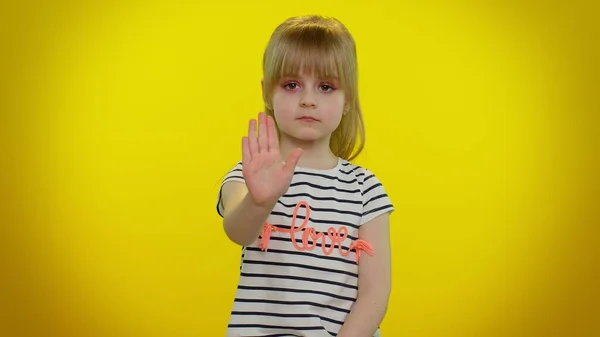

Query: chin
286;129;327;142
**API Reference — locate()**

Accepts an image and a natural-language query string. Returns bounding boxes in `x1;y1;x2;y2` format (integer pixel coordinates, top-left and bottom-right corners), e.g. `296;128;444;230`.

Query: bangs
264;26;354;87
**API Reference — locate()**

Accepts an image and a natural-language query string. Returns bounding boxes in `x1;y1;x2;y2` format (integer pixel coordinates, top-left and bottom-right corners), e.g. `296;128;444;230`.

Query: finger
266;115;278;152
284;148;303;176
242;136;251;166
248;119;258;156
257;112;268;153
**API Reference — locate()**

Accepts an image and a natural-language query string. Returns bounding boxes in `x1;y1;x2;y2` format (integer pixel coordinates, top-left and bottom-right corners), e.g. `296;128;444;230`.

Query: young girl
216;15;394;337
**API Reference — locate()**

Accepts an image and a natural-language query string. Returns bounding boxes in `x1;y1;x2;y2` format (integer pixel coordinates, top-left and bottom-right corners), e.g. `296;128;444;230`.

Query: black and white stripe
217;158;394;337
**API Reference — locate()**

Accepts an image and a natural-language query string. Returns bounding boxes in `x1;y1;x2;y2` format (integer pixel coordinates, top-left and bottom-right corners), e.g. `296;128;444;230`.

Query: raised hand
242;112;303;207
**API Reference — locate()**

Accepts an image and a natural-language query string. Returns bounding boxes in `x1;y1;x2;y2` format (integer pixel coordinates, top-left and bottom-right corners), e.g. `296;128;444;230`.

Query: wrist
243;193;277;214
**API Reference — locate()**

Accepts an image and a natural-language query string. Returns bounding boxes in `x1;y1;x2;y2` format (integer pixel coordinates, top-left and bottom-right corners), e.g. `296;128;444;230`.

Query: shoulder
225;160;243;174
221;161;244;183
339;160;395;223
216;161;246;217
338;160;383;189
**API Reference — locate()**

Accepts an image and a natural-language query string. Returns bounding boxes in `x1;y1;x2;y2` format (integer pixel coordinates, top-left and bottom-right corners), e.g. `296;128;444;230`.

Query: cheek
324;95;346;117
272;93;295;119
271;91;284;107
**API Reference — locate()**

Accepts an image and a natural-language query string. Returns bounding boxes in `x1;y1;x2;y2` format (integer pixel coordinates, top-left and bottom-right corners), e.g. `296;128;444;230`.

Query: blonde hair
262;15;365;161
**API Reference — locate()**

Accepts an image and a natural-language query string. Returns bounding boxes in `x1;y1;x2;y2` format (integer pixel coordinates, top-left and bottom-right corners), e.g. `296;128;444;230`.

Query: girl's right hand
242;112;303;208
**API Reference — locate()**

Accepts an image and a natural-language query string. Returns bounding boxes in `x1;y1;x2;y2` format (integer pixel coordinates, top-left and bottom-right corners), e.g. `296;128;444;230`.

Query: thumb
283;148;303;175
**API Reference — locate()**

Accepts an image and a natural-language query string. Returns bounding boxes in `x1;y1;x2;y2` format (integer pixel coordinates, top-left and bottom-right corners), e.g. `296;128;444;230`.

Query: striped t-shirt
216;157;394;337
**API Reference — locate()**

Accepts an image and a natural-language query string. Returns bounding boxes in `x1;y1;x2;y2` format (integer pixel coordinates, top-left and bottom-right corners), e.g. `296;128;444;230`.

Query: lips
298;116;319;122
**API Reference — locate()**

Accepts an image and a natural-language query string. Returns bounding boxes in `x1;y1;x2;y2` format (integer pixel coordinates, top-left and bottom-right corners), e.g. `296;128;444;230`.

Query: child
216;15;394;337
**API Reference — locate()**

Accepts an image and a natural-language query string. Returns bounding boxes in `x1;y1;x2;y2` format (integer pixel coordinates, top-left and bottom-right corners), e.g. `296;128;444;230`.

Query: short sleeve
216;161;245;218
361;169;395;225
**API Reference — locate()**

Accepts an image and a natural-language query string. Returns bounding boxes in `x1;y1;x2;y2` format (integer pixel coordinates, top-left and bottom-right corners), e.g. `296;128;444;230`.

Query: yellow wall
2;1;598;336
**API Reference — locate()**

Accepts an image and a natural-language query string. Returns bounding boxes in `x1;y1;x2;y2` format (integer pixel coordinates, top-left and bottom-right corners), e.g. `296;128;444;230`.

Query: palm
242;113;302;207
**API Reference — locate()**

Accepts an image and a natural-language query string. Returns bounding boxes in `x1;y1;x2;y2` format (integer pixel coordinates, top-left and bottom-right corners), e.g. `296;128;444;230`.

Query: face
267;72;345;143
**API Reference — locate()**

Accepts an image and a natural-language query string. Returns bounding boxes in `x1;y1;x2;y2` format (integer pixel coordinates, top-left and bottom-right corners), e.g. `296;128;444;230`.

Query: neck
279;135;339;170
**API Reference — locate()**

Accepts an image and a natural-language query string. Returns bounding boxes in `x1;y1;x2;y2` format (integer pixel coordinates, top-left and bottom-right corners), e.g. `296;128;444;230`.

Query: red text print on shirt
258;201;373;263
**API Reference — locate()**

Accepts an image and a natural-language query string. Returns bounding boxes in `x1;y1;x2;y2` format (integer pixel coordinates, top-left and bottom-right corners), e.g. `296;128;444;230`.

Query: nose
299;91;317;108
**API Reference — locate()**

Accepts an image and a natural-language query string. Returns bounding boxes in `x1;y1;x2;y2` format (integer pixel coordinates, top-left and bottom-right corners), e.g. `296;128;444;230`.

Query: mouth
297;116;319;122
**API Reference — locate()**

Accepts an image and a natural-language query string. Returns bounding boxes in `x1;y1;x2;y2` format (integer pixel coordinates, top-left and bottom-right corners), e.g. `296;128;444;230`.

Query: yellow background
1;1;598;336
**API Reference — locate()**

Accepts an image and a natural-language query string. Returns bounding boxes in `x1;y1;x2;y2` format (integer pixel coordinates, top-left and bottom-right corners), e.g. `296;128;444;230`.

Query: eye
283;82;299;90
319;84;335;92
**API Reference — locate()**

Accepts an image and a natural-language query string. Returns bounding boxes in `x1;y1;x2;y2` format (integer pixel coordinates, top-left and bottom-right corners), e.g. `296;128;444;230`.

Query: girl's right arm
220;112;302;247
221;181;276;246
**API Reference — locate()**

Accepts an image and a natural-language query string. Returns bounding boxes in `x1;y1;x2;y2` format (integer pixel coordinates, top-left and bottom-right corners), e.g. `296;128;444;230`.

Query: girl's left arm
337;212;392;337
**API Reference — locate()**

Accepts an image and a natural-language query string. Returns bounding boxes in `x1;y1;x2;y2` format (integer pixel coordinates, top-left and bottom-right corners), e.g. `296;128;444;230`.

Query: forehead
276;40;341;75
277;52;341;83
264;29;352;89
280;67;339;81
